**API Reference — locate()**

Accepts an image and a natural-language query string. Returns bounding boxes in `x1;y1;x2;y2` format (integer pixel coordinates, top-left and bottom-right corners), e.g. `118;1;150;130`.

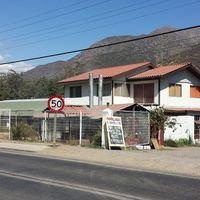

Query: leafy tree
0;70;25;99
150;107;176;138
0;70;64;100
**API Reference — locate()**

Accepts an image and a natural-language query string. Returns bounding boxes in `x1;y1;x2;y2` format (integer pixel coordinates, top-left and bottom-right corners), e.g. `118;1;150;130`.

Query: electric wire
0;0;199;51
0;25;199;66
0;0;155;42
0;0;111;34
11;0;168;43
10;35;200;69
0;0;88;29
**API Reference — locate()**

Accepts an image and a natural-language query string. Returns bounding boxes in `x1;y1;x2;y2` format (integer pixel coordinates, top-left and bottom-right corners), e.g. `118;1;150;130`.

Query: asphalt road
0;149;199;200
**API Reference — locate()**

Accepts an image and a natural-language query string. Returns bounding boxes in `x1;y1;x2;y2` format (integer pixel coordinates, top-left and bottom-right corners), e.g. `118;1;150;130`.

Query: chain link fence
0;109;150;146
115;111;150;145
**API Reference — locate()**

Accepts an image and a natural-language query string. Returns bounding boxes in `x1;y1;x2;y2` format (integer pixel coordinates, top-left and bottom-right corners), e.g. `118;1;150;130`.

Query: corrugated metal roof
129;63;191;80
90;103;148;118
58;62;151;84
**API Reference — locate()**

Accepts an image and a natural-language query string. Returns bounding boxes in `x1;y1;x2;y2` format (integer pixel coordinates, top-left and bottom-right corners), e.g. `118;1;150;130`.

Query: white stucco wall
64;81;113;105
164;115;195;143
113;96;133;104
160;70;200;108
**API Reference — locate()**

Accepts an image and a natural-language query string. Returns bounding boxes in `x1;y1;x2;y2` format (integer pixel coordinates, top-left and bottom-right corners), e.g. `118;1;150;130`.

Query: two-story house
59;62;200;143
58;62;153;105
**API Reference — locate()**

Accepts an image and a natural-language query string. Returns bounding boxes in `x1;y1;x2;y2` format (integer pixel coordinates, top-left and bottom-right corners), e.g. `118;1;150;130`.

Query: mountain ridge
23;26;200;79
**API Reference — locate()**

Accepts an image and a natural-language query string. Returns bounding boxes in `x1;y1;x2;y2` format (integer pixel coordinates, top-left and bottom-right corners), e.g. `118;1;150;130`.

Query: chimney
89;73;94;108
98;75;103;105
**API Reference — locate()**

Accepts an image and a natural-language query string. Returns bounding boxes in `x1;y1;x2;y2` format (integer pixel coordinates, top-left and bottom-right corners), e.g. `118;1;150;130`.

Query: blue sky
0;0;199;72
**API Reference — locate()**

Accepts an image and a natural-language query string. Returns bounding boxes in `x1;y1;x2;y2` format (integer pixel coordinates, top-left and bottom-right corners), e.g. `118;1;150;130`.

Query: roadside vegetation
164;137;192;147
81;132;102;149
150;107;176;139
164;137;200;147
0;70;63;100
11;123;38;141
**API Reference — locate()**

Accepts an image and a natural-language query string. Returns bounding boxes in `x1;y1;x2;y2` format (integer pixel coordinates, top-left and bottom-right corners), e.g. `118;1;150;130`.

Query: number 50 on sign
48;96;64;112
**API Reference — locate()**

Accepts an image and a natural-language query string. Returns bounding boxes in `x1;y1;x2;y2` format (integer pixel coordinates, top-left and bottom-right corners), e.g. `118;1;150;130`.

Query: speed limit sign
48;96;64;112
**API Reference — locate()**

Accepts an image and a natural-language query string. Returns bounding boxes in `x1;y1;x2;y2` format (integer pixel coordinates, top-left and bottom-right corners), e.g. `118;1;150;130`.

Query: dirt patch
39;145;200;177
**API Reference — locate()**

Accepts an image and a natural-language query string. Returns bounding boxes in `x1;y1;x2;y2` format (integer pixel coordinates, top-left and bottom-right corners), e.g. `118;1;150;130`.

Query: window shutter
169;84;175;96
190;86;200;98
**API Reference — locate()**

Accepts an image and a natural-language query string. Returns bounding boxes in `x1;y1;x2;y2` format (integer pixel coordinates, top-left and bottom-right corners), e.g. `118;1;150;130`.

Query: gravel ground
40;144;200;177
0;140;200;177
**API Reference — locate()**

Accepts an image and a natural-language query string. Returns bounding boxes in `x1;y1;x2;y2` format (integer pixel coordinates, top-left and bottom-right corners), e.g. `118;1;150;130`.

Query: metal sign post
53;113;57;147
79;111;82;146
48;96;64;147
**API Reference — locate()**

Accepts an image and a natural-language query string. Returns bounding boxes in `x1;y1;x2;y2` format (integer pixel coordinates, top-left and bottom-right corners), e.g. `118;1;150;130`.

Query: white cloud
0;53;11;62
0;54;3;61
0;62;34;73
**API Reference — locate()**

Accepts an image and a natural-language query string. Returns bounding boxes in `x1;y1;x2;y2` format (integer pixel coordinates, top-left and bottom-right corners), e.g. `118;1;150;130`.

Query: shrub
11;123;38;141
92;132;101;147
164;137;193;147
177;139;190;146
164;139;178;147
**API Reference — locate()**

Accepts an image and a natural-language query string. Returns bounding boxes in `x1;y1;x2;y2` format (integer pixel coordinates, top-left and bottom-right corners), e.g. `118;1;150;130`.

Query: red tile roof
164;107;200;113
62;105;91;116
59;62;151;84
129;63;191;80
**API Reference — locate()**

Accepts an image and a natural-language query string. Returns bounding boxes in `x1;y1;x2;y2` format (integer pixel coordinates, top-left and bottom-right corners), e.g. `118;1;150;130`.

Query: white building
59;62;200;143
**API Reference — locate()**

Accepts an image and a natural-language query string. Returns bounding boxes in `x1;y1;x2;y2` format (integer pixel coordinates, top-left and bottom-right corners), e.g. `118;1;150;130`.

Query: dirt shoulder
40;144;200;177
0;140;200;177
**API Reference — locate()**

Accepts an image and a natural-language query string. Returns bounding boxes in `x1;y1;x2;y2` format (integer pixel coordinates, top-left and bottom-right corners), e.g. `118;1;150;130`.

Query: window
190;86;200;98
169;84;182;97
70;86;82;98
114;83;130;97
96;83;111;96
134;83;154;103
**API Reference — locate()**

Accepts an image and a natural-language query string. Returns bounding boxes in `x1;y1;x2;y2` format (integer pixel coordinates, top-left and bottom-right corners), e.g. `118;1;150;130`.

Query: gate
0;109;11;139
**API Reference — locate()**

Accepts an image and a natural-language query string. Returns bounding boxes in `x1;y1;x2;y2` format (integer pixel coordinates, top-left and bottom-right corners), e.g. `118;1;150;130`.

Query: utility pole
98;74;103;105
89;73;94;108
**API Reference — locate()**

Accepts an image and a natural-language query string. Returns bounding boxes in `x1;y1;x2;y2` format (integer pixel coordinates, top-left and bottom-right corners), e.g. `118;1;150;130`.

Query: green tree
150;107;176;138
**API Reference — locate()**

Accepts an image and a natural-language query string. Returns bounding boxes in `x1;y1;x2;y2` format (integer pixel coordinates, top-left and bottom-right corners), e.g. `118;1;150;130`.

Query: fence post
8;109;11;140
44;111;47;141
79;111;82;146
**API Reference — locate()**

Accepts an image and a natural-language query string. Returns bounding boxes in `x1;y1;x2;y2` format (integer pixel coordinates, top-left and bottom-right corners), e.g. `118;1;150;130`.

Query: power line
10;35;200;69
11;0;168;43
0;0;111;34
0;0;88;29
0;25;199;66
0;0;154;42
1;0;199;51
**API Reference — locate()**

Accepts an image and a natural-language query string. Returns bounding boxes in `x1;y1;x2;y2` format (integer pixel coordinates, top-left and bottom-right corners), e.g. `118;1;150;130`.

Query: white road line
0;169;147;200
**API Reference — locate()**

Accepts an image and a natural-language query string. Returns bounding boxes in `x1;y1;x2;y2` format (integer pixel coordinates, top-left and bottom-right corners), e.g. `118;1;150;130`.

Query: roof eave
58;77;112;84
127;76;161;81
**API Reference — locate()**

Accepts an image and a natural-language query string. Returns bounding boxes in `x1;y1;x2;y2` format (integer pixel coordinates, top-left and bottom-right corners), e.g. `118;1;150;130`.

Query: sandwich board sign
106;116;126;149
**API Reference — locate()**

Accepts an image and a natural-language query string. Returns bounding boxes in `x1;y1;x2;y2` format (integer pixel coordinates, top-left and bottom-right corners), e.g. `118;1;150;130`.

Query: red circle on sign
48;96;65;112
